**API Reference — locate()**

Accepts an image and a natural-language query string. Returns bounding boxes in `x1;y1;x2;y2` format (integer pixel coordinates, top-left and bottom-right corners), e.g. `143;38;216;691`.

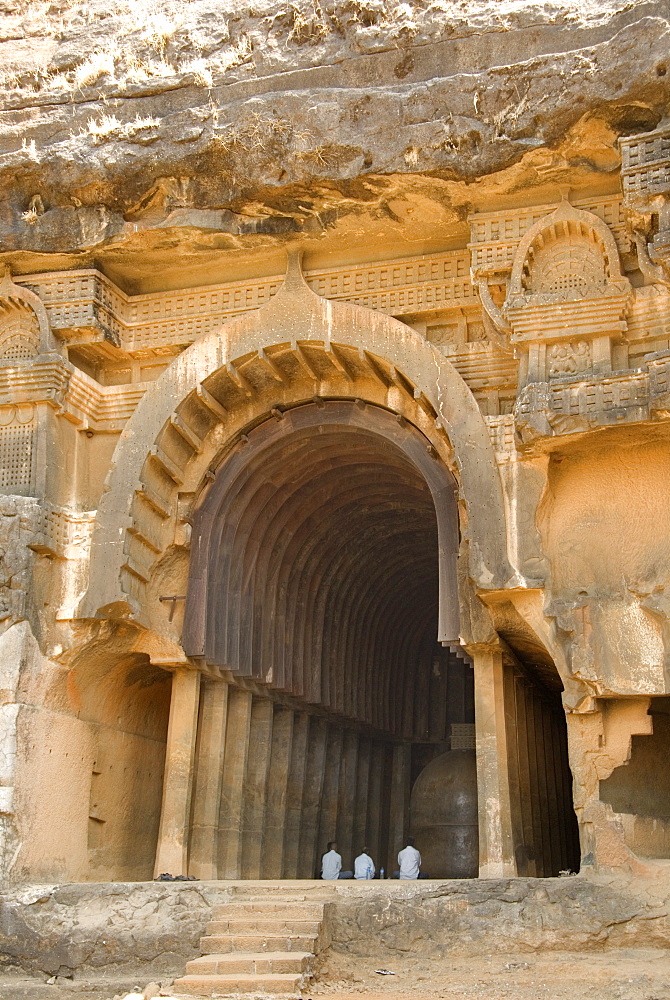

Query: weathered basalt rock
324;877;670;957
0;1;668;271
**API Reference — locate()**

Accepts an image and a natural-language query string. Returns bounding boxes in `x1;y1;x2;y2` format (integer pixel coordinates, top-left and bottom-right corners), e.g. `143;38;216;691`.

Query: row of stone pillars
154;645;529;880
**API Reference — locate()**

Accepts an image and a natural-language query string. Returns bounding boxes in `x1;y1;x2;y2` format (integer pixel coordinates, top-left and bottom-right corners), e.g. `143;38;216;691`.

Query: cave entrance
183;398;478;878
177;399;578;879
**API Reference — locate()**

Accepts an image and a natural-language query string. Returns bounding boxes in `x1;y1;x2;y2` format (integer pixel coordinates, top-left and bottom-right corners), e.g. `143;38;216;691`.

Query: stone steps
211;901;325;918
185;951;312;975
206;917;322;934
199;932;319;954
175;972;303;995
173;888;329;995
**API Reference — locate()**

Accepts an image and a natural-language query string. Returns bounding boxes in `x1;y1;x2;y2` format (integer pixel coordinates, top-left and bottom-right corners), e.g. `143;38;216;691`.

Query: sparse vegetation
20;139;38;161
86;113;122;139
211;111;313;154
72;112;161;144
73;48;118;88
0;0;559;100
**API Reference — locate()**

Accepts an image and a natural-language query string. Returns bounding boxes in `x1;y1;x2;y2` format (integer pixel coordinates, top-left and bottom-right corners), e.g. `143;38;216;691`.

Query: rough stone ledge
324;875;670;958
0;881;234;978
0;876;668;978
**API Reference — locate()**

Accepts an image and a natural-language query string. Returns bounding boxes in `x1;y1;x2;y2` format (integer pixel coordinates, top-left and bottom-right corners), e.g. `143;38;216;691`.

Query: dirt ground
1;949;670;1000
309;949;670;999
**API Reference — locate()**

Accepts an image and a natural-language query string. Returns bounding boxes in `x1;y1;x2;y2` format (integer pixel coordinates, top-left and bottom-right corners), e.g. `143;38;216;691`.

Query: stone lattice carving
523;231;607;298
467;195;631;359
507;202;628;311
0;305;40;361
0;405;36;494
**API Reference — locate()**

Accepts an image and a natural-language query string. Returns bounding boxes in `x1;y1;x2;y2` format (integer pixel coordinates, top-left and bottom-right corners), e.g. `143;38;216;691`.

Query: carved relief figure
426;322;459;347
467;320;488;342
548;340;592;378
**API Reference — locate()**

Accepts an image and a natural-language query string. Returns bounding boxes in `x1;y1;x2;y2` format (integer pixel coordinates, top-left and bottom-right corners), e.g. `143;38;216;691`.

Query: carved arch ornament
506;201;629;308
0;267;55;360
82;253;513;626
474;202;631;344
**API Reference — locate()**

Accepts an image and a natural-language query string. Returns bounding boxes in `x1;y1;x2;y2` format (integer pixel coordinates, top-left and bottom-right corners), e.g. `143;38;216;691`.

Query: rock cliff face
3;0;670;896
0;0;668;278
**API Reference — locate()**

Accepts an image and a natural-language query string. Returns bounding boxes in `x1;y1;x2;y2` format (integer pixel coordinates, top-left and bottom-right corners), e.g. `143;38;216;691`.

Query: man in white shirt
396;836;422;879
354;847;376;879
321;841;353;879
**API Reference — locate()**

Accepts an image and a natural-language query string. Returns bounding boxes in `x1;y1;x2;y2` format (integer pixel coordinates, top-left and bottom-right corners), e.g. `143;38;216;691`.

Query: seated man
321;841;353;879
354;846;376;879
393;836;428;879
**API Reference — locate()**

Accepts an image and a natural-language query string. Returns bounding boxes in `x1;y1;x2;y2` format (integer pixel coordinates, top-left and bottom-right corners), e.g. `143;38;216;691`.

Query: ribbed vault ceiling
186;402;455;738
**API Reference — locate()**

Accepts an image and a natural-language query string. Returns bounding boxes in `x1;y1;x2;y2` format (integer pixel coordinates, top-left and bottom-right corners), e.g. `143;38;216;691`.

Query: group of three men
321;837;426;880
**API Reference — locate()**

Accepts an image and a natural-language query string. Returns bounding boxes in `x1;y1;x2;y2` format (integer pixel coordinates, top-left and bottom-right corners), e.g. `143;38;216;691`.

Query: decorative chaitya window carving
0;307;41;361
499;202;632;384
0;267;54;362
524;231;607;298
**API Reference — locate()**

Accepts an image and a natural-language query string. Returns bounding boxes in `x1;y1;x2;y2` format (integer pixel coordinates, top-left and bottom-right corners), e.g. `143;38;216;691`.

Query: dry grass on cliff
0;0;610;99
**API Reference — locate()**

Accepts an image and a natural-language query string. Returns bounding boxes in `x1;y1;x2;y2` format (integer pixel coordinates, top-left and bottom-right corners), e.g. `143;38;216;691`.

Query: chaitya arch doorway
183;399;476;879
171;398;579;880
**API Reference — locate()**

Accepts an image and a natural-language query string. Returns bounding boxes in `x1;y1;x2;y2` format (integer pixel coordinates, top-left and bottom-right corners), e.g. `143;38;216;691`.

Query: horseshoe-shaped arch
81;256;513;633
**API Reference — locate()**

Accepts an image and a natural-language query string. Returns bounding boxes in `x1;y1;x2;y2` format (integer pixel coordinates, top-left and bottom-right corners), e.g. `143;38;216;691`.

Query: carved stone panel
620;122;670;283
548;340;592;378
0;405;36;494
503;203;631;383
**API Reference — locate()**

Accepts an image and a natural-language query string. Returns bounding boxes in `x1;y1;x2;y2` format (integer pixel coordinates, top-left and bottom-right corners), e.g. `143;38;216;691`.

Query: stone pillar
336;730;359;868
388;742;411;869
189;678;229;879
317;726;343;863
299;717;328;878
513;675;537;876
503;666;524;873
218;687;253;879
154;667;201;877
353;738;371;857
471;645;517;878
532;691;552;876
262;707;294;878
366;742;385;868
241;698;274;878
283;713;309;878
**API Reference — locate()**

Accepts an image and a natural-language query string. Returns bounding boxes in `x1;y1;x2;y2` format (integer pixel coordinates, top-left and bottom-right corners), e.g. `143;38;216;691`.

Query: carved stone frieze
21;251;477;358
514;350;670;445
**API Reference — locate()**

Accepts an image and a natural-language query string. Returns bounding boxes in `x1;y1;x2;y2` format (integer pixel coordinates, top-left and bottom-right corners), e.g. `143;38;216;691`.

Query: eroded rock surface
0;0;668;270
